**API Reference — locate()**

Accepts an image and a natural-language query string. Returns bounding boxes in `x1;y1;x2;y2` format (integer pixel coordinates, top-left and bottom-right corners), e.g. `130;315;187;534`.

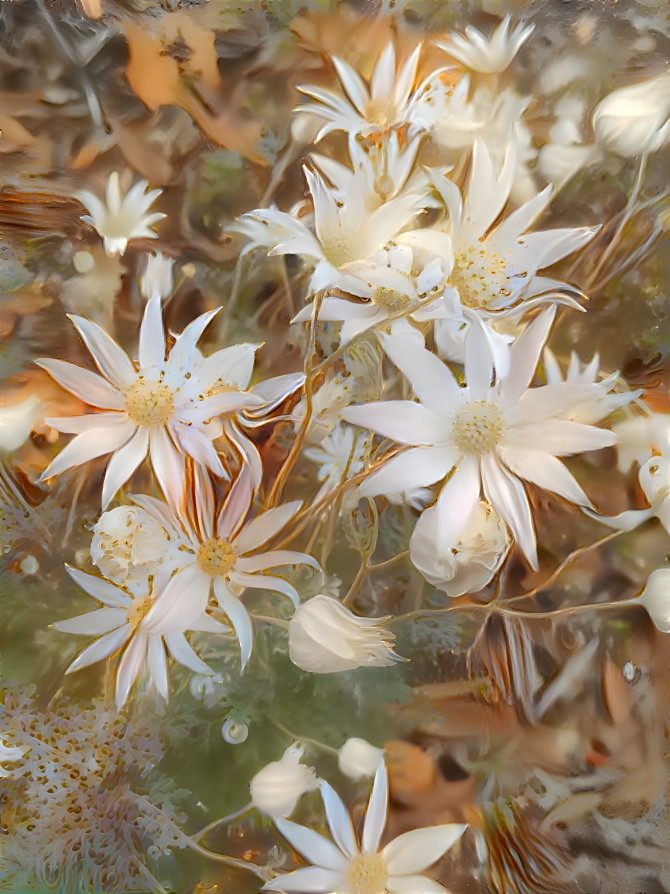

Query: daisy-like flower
234;165;425;299
343;310;618;568
78;171;166;257
303;424;370;505
296;42;424;142
436;16;534;74
265;760;467;893
131;467;319;669
53;566;226;711
37;294;262;508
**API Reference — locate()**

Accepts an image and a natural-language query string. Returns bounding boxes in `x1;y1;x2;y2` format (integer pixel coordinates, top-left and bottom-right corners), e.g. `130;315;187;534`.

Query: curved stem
190;803;254;844
271;718;339;757
185;838;271;881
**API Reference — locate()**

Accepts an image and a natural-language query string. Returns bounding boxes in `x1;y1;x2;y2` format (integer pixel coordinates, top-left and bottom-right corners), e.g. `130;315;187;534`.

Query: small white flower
638;568;670;633
410;501;510;598
265;761;467;894
304;424;370;505
612;412;670;473
78;171;166;257
140;250;174;300
338;738;384;781
437;16;534;74
251;745;320;818
288;595;402;673
0;738;28;778
0;395;43;452
222;718;249;745
592;71;670;157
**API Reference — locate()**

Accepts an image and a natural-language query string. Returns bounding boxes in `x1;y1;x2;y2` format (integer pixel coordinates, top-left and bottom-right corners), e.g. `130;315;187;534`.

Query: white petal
263;866;345;893
274;818;349;872
500;448;590;506
506;419;616;456
384;823;467;875
115;633;147;709
53;607;127;636
149;427;186;507
388;875;449;893
481;454;537;568
40;418;135;481
101;427;149;509
164;630;213;675
234;501;301;554
213;578;254;668
138;294;166;370
68;315;136;390
45;411;129;434
36;358;126;410
147;634;169;702
434;459;481;547
464;318;493;400
235;550;320;573
362;761;388;854
321;782;358;860
231;570;300;607
65;566;131;607
503;307;556;402
343;401;449;445
66;624;131;674
144;564;210;634
168;307;220;373
360;446;455;498
379;335;462;413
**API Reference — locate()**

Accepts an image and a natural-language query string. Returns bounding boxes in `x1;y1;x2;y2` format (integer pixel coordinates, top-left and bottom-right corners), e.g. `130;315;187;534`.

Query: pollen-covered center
450;244;510;309
197;538;236;577
322;234;360;269
125;376;174;427
127;594;154;632
452;400;504;456
371;286;412;313
347;852;390;894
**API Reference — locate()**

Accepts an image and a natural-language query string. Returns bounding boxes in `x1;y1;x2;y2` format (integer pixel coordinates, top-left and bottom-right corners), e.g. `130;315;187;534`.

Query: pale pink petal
149;427;186;507
115;633;147;710
321;782;358;860
263;866;345;893
481;454;537;568
65;624;131;674
234;501;301;554
236;550;320;574
147;634;169;702
40;418;135;481
53;607;127;636
68;315;136;390
384;823;467;875
379;335;462;413
499;448;591;506
362;761;388;854
190;463;216;540
138;294;166;370
274;818;349;872
102;427;149;509
218;467;253;541
65;565;130;607
175;424;225;476
343;401;449;445
360;446;455;498
213;578;253;668
36;358;125;410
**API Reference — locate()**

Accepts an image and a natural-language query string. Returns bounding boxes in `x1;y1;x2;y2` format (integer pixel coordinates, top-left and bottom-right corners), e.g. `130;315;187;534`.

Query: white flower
296;42;424;141
234;165;424;299
265;761;467;894
591;451;670;535
37;294;263;508
343;311;617;568
338;738;384;781
638;568;670;633
132;468;319;669
410;501;510;597
288;595;402;673
592;71;670;157
0;738;28;778
53;566;226;711
304;424;370;505
0;395;43;452
78;171;166;257
251;746;320;818
140;250;174;300
436;16;534;74
90;505;174;596
612;412;670;473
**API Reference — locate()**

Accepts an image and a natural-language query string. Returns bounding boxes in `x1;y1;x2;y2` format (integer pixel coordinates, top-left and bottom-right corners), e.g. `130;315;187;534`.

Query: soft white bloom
436;16;534;74
638;568;670;633
0;395;43;452
53;566;226;710
221;718;249;744
612;412;670;472
592;71;670;157
296;42;425;141
0;738;28;777
304;424;370;505
131;467;319;669
343;312;617;568
410;501;510;597
265;761;467;894
251;746;320;818
37;294;263;508
78;171;166;257
140;250;174;300
338;738;384;781
288;595;402;673
234;165;424;299
90;505;174;596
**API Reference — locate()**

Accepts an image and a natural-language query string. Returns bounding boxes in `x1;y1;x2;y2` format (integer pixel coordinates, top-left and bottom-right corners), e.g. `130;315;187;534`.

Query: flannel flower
78;171;166;257
37;295;262;508
131;467;319;669
343;309;617;569
53;566;226;710
436;15;534;74
265;760;466;893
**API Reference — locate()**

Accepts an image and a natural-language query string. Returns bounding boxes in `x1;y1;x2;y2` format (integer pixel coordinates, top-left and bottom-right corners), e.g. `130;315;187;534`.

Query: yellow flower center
347;852;389;894
127;594;154;632
363;98;392;128
197;538;236;577
322;234;359;269
371;286;412;313
452;400;504;456
125;376;174;427
450;244;511;309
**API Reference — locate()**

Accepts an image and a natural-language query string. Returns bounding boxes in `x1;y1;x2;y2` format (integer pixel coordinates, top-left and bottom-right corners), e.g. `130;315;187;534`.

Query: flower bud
250;746;319;818
592;72;670;157
221;718;248;745
338;738;384;780
638;568;670;633
288;595;402;673
410;501;510;597
140;250;174;300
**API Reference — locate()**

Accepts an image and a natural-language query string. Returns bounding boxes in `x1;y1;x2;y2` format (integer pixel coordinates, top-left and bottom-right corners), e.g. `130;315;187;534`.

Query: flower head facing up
37;294;263;508
437;15;534;74
78;171;166;257
265;761;467;893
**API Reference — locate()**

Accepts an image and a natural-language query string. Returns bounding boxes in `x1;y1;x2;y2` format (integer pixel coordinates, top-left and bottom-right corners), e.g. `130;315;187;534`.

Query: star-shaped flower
436;15;534;74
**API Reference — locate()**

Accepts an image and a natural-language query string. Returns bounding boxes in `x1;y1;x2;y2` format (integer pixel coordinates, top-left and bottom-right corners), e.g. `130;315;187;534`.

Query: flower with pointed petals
131;468;319;670
265;761;467;893
78;171;166;257
343;311;618;569
234;166;425;299
37;294;263;508
436;16;534;74
296;43;425;142
53;566;226;711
